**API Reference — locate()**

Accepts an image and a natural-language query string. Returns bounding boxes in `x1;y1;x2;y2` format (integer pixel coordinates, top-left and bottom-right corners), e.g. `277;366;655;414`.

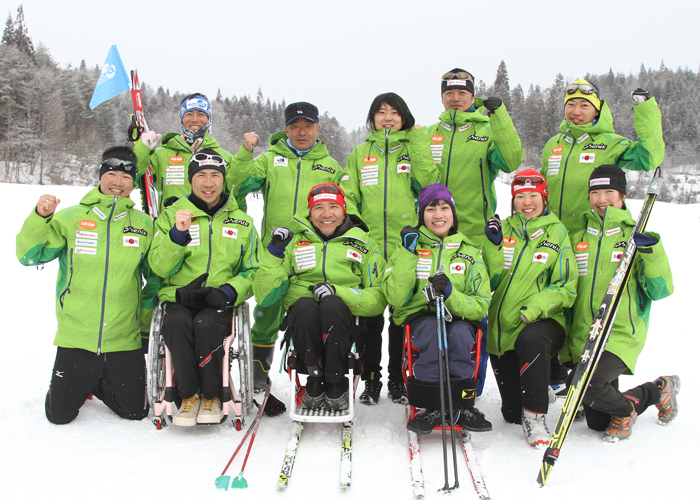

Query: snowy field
1;179;697;500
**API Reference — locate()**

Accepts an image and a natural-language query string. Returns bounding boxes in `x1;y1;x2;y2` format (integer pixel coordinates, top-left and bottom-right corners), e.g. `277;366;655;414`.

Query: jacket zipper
59;250;74;309
589;212;605;318
557;134;577;220
444;112;457;186
383;129;390;260
97;198;118;355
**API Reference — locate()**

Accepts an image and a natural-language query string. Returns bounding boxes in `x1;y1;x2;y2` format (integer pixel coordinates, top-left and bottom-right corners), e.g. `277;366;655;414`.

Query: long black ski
537;167;662;487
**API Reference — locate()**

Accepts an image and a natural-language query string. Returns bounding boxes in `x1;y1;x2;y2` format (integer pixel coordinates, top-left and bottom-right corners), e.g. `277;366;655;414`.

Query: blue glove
485;215;503;246
634;232;658;247
309;283;335;301
400;225;420;254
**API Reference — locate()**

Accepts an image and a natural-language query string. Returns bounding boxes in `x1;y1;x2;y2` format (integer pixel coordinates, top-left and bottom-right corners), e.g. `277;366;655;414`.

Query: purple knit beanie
417;183;458;231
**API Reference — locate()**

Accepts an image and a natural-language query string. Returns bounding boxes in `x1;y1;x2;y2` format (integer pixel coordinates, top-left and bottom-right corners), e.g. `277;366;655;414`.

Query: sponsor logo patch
605;227;621;236
343;240;368;254
169;155;184;163
75;238;97;247
529;229;544;240
362;156;378;164
537;241;560;252
361;165;379;172
92;207;107;220
445;242;459;250
123;226;147;236
575;242;589;251
346;248;363;263
75;247;97;255
188;239;200;247
450;263;465;274
579;152;596;163
79;220;97;230
417;249;432;257
397;155;411;162
362;178;379;186
312;164;335;174
583;143;607;150
76;230;98;239
166;179;185;185
273;156;288;167
166;165;185;171
458;124;471;132
552;146;564;154
451;253;475;264
611;251;624;262
577;133;590;144
114;212;127;221
389;145;402;154
467;134;488;142
587;227;600;236
431;135;445;143
223;218;249;226
294;244;315;254
397;163;411;174
503;236;517;247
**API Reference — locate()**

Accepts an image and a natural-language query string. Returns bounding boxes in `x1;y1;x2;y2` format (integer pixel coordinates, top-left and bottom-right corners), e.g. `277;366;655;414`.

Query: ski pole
231;386;270;489
438;295;460;490
215;386;270;490
435;294;452;492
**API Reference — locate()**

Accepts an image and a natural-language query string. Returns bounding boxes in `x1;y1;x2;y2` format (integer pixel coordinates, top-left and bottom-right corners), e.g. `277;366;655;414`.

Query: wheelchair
402;319;482;431
146;301;254;430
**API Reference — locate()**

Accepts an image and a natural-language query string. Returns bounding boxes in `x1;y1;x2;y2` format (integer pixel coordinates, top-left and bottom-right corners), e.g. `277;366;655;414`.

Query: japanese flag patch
450;263;466;274
346;248;363;263
532;252;549;264
222;227;238;239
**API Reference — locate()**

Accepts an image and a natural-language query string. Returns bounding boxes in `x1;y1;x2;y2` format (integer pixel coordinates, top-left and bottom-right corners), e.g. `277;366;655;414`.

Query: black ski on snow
537;168;662;487
277;421;353;489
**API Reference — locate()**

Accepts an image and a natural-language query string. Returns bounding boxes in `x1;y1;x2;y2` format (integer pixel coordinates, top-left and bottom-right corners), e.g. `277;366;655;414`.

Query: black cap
285;102;319;126
100;146;137;180
589;164;627;195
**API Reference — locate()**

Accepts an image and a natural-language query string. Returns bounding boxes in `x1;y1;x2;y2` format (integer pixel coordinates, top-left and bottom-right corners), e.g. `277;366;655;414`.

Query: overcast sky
6;0;700;133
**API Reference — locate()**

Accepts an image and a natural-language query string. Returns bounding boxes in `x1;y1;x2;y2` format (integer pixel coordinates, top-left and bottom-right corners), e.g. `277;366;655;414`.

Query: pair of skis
128;69;158;219
277;420;354;489
537;168;662;487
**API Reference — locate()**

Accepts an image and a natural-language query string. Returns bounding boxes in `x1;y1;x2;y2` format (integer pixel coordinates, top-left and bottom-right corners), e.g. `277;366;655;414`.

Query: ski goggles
99;157;136;179
565;83;598;96
511;172;548;197
308;183;346;212
442;71;474;82
191;152;226;167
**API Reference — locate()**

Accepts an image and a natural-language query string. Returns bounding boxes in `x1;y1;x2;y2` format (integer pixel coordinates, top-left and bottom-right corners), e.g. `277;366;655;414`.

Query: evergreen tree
492;60;512;109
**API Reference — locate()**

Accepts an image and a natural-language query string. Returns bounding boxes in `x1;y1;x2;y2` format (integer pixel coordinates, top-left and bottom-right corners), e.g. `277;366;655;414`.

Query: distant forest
2;6;698;202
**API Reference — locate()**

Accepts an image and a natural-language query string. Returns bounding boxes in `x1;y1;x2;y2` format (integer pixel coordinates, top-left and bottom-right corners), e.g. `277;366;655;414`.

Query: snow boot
407;408;442;435
654;375;681;424
604;412;638;442
326;378;349;412
252;344;275;392
359;372;382;405
458;406;493;432
387;379;409;405
522;409;551;446
301;377;325;410
173;394;200;427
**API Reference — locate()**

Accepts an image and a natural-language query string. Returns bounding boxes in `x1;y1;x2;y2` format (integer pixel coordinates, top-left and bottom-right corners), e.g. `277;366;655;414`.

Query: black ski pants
490;318;565;423
162;302;233;400
287;296;353;385
45;347;147;424
573;351;661;431
361;313;403;382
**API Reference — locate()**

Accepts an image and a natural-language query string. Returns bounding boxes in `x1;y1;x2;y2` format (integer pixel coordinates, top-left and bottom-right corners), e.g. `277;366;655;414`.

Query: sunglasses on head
566;83;598;96
308;183;343;200
192;152;226;167
101;158;135;171
513;175;546;191
442;71;474;82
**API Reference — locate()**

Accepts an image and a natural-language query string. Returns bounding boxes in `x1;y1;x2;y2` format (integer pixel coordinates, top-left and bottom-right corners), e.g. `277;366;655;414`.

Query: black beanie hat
99;146;137;180
188;148;227;183
589;164;627;195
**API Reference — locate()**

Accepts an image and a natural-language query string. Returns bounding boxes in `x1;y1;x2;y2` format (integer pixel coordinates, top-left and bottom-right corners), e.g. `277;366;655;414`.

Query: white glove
141;130;162;150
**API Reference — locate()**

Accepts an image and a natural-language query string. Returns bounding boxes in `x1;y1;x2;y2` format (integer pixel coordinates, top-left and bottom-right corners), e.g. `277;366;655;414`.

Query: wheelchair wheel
147;302;165;414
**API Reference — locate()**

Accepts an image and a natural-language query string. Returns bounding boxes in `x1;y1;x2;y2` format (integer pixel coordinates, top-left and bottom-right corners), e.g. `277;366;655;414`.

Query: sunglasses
192;152;226;167
101;158;135;171
512;175;547;192
308;183;344;201
442;71;474;82
566;83;598;96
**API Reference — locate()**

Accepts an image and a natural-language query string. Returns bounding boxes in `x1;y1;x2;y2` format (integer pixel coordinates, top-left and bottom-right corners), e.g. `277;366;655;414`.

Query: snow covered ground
2;179;697;499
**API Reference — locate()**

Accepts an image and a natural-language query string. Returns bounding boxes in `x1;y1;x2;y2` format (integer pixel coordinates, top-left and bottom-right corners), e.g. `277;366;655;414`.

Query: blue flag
89;45;130;110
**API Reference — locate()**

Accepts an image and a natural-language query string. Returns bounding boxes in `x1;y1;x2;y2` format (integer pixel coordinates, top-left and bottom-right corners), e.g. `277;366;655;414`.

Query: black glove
400;225;420;254
175;273;211;309
428;272;452;299
309;283;335;301
484;97;503;113
269;227;294;258
631;88;650;104
206;288;230;310
485;214;503;246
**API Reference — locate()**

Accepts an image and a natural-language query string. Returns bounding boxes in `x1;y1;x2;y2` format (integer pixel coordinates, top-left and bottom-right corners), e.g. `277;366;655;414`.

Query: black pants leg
45;347;146;424
361;313;384;381
514;319;565;414
288;296;353;385
387;320;404;382
93;349;148;420
579;351;661;431
489;351;523;424
162;302;232;400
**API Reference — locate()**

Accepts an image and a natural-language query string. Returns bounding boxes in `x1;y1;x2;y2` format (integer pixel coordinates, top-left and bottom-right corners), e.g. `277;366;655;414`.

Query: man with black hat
427;68;523;250
16;146;160;424
148;148;261;426
231;102;345;401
